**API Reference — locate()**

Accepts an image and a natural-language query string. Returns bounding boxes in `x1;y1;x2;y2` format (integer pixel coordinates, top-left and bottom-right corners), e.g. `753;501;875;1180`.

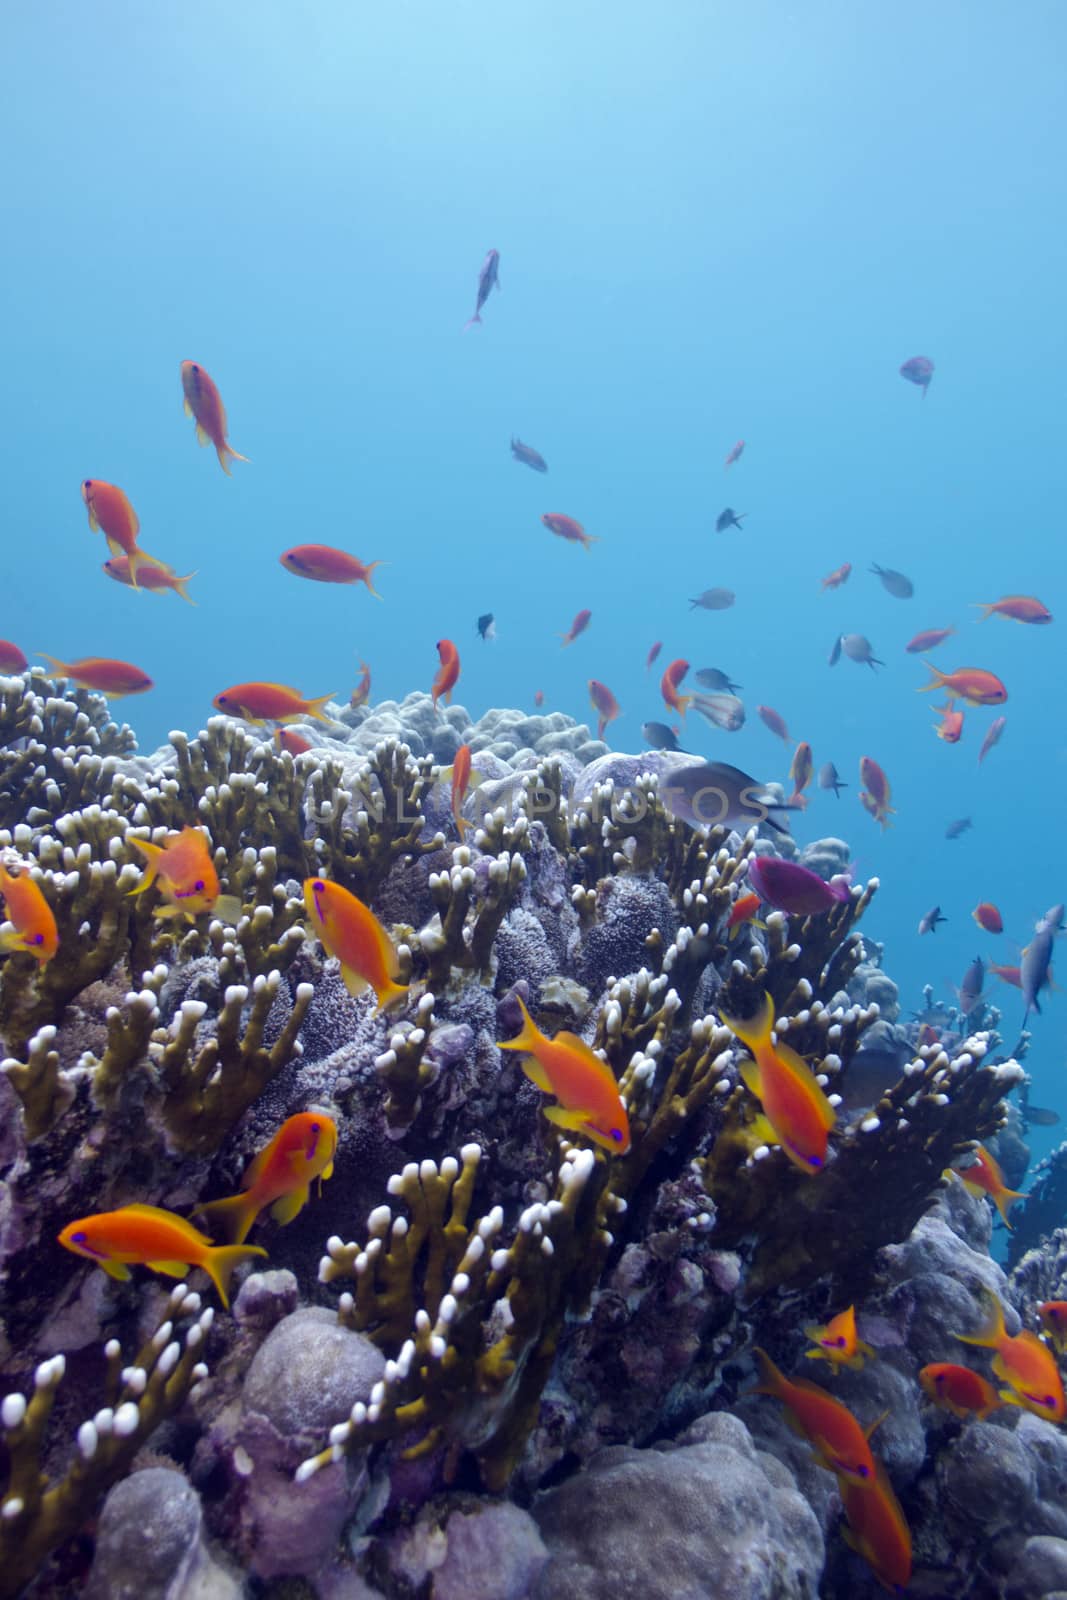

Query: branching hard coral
87;971;168;1115
313;740;444;904
1;1024;74;1141
0;1283;213;1600
420;843;528;989
0;673;136;834
375;992;438;1129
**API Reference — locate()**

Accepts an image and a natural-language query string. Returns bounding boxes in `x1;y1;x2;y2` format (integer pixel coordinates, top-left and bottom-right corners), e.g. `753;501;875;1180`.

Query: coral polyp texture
0;674;1060;1599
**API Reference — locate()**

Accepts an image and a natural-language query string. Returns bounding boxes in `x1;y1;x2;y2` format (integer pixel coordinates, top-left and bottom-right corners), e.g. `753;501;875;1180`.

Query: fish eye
857;1464;870;1478
830;1336;846;1347
193;879;205;892
191;363;200;373
72;1230;86;1244
310;1121;321;1131
313;879;326;893
611;1128;623;1143
32;933;43;945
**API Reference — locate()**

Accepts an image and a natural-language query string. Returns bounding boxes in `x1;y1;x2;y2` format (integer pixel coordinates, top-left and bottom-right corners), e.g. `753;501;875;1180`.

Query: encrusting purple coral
0;674;1062;1599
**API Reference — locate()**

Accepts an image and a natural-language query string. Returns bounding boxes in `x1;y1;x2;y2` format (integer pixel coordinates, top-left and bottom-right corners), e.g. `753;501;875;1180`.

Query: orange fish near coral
303;877;408;1012
445;743;480;838
213;682;334;725
788;741;813;808
1038;1302;1067;1355
989;962;1022;989
727;892;763;935
497;994;630;1154
721;993;836;1174
560;608;592;647
0;640;28;673
542;513;597;551
81;479;164;589
279;545;383;596
749;1348;877;1483
821;562;852;590
757;705;790;742
38;656;154;697
193;1112;338;1245
803;1306;874;1370
432;640;460;710
660;659;692;719
58;1204;265;1309
0;860;58;965
919;1363;1003;1420
274;728;312;756
129;826;242;924
838;1463;912;1593
588;679;620;741
180;361;249;476
858;756;894;829
103;555;197;605
976;595;1052;625
955;1289;1065;1423
972;902;1003;934
350;661;372;709
951;1143;1025;1227
918;665;1007;706
933;703;964;743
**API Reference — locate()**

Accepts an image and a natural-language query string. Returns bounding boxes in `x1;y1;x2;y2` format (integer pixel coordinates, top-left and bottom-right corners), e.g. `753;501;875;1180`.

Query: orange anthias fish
757;705;790;741
38;655;154;698
129;826;242;924
0;640;29;673
303;877;408;1011
976;595;1052;625
445;743;479;837
588;679;620;741
803;1305;874;1370
0;860;59;965
560;608;592;647
274;728;312;756
350;660;372;709
788;741;813;808
821;562;852;590
660;659;692;719
951;1143;1026;1227
933;702;964;743
542;513;597;551
103;555;197;605
720;993;836;1174
180;361;249;476
1038;1302;1067;1355
972;902;1003;934
279;545;383;596
749;1348;877;1483
989;962;1022;989
58;1204;266;1309
497;994;630;1154
727;892;763;935
858;756;894;829
213;682;334;725
918;664;1007;706
838;1463;912;1593
432;640;460;710
193;1112;338;1245
906;626;955;653
919;1363;1003;1420
81;479;164;588
955;1289;1066;1423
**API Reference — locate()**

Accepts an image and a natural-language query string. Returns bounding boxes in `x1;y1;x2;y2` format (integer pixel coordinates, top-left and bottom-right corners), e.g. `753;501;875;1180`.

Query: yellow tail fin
955;1288;1006;1350
193;1192;260;1247
128;837;165;896
496;995;544;1054
305;693;337;724
202;1243;268;1308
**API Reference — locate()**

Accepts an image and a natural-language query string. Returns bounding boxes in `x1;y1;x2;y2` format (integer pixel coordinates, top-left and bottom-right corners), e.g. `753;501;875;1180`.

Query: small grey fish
1038;903;1064;934
945;816;973;840
661;761;795;836
839;1042;912;1116
818;762;846;797
642;721;683;752
918;905;946;935
510;437;548;473
690;588;735;611
690;692;745;732
715;508;746;534
959;955;985;1015
870;563;915;599
476;612;496;641
695;667;742;693
842;634;885;670
828;634;843;666
1023;1102;1060;1128
1022;923;1056;1024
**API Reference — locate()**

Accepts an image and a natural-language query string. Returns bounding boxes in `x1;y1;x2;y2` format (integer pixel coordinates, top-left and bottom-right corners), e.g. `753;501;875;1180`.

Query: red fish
58;1204;264;1309
976;595;1052;625
303;877;408;1011
978;715;1006;766
804;1306;874;1370
722;993;836;1173
747;856;850;917
497;994;630;1154
193;1112;338;1244
724;439;745;468
972;902;1003;934
660;659;692;719
906;626;954;653
81;480;164;588
788;741;813;808
280;545;383;596
933;703;964;743
350;661;372;709
534;690;544;707
180;362;249;476
919;1363;1002;1420
821;562;852;591
275;728;312;756
645;641;662;671
0;640;28;673
900;355;934;396
446;743;478;837
464;248;500;330
748;1348;876;1482
757;705;790;742
588;679;620;741
858;756;894;829
214;682;334;724
839;1464;912;1592
727;892;763;934
952;1144;1025;1227
955;1289;1065;1423
38;655;153;698
0;861;59;965
919;665;1007;706
560;608;592;647
988;962;1022;989
542;513;597;551
103;555;197;605
432;640;460;709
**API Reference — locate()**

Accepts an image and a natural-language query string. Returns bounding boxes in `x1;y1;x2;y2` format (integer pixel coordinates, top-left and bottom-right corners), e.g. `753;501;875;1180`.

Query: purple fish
747;854;852;916
959;955;984;1016
978;715;1006;766
465;249;500;331
900;356;934;397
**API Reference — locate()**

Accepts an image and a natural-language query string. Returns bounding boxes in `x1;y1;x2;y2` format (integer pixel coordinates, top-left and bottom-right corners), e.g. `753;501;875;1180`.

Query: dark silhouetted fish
918;905;946;935
828;634;843;666
1022;921;1056;1024
900;355;934;396
642;721;684;752
870;564;915;599
945;817;973;840
959;956;985;1016
690;588;736;611
661;761;795;836
843;634;884;670
476;613;496;641
839;1041;912;1117
818;762;846;798
510;437;547;472
695;667;742;693
715;508;746;534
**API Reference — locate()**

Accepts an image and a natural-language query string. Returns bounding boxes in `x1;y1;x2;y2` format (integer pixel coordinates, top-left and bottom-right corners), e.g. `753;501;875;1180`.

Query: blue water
4;3;1064;1152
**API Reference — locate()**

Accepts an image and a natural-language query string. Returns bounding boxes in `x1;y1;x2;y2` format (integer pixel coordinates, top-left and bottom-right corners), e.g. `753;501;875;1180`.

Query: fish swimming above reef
213;682;334;725
280;545;383;596
724;439;745;468
976;595;1052;625
714;507;746;534
497;993;630;1154
660;659;692;719
958;955;985;1016
695;667;742;693
350;660;372;707
0;859;58;965
919;665;1007;706
933;702;964;743
645;641;662;670
827;634;843;666
476;613;496;642
81;479;166;588
542;513;597;551
870;563;914;599
38;655;154;698
103;554;197;605
978;716;1006;765
919;1363;1002;1421
842;634;884;670
303;877;409;1012
950;1143;1025;1227
689;588;735;611
1021;918;1056;1025
858;756;894;828
442;743;481;837
690;692;745;732
918;905;946;935
588;679;620;741
972;902;1002;934
838;1461;913;1593
193;1112;338;1245
180;361;249;476
803;1305;874;1370
955;1288;1066;1423
818;762;846;798
747;1347;876;1480
510;437;547;472
464;247;500;329
906;627;954;653
129;825;242;924
900;355;934;396
821;562;851;590
275;728;312;756
432;640;460;709
58;1204;266;1309
0;639;28;672
747;855;851;917
757;705;790;742
560;608;592;646
660;762;796;836
945;816;973;840
788;742;813;808
641;721;684;752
